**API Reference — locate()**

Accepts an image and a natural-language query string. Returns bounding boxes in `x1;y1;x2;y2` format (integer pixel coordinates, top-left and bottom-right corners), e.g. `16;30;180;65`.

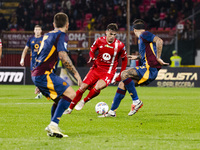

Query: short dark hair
106;23;118;31
133;19;145;29
54;12;69;28
34;25;41;29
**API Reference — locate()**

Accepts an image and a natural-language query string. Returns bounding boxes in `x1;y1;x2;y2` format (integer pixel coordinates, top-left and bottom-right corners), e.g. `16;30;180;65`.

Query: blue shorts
134;65;158;85
32;73;70;100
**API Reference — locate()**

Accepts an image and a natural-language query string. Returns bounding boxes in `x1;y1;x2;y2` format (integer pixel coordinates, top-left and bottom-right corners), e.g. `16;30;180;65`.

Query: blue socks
123;78;139;101
111;88;126;111
51;96;71;124
51;103;57;119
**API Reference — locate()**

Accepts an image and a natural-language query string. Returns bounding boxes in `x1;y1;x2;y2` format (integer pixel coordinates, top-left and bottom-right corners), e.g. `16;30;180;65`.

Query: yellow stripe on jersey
44;45;56;62
138;54;150;84
150;43;156;56
46;73;57;99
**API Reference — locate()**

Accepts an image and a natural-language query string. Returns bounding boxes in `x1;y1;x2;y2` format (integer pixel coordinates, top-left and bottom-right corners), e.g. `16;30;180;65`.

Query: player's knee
118;81;125;89
121;70;128;81
80;83;89;91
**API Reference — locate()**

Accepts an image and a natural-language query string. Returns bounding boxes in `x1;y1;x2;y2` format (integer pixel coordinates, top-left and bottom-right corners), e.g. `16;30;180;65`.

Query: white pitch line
0;103;51;105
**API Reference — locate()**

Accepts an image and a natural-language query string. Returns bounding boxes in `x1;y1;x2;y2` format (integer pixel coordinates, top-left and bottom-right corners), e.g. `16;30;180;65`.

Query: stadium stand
0;0;198;32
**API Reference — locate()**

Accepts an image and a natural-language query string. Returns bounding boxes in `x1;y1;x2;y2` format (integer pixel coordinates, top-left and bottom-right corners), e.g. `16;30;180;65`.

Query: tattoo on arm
58;51;77;74
153;36;163;58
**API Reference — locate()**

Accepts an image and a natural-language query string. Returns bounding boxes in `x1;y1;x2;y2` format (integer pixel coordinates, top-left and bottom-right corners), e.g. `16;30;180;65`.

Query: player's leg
65;69;98;112
66;82;89;112
75;71;114;111
47;86;75;138
83;79;107;102
99;81;126;117
121;68;143;116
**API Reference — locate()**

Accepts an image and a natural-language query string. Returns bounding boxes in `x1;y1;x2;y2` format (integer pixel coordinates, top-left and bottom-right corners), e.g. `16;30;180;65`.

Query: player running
31;12;82;138
20;25;43;99
100;19;169;117
64;23;127;114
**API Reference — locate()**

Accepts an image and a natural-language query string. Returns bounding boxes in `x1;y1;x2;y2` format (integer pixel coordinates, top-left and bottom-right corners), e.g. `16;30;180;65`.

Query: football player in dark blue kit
20;25;43;99
31;12;82;138
101;19;169;117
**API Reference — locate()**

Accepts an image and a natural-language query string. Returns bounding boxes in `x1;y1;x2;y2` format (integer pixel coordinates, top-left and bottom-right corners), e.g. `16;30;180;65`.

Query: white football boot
45;125;68;138
98;110;116;117
74;100;85;111
35;92;42;99
128;100;143;116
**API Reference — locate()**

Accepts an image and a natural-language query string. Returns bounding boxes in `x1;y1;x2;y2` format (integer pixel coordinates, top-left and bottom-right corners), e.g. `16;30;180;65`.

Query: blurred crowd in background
0;0;198;32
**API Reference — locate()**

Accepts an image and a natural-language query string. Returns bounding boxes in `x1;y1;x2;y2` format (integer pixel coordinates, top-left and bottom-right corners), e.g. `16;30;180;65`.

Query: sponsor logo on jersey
31;41;35;44
102;53;111;60
105;44;113;49
34;44;39;49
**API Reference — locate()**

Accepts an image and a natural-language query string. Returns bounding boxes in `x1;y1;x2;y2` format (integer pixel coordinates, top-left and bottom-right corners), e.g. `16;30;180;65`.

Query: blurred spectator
8;13;18;31
170;50;182;67
77;51;87;67
0;38;2;63
0;13;8;31
5;0;198;31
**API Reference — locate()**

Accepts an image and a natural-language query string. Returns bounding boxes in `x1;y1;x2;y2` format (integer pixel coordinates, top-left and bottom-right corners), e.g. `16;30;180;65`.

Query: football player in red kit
64;23;127;114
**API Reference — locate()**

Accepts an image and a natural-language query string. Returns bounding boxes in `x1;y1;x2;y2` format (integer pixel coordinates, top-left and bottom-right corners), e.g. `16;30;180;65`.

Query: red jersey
90;36;126;74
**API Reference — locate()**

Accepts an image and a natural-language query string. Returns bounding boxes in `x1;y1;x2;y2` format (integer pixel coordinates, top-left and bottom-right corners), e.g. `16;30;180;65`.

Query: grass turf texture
0;85;199;150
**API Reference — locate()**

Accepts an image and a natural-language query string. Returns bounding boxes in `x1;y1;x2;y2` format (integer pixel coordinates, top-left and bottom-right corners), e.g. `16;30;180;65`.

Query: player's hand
35;87;40;94
127;55;139;60
20;59;24;66
87;57;96;63
74;72;82;87
157;58;169;66
113;75;121;85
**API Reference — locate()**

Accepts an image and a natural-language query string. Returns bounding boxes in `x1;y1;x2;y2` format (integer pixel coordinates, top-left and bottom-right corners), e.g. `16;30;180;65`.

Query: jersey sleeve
0;39;2;47
90;38;99;53
119;43;127;58
26;37;31;48
141;31;155;42
57;33;68;52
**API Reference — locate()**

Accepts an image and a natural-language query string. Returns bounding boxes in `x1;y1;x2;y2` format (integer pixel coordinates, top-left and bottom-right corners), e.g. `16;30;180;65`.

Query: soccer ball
95;102;109;115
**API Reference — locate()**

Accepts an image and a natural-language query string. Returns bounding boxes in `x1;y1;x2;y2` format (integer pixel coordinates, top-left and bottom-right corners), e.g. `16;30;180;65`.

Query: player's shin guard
51;96;71;124
111;88;126;111
51;103;57;119
84;88;100;103
123;78;139;101
69;88;84;109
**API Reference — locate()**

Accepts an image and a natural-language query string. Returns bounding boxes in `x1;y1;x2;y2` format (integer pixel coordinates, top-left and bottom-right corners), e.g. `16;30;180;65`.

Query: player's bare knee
118;81;126;90
121;70;129;81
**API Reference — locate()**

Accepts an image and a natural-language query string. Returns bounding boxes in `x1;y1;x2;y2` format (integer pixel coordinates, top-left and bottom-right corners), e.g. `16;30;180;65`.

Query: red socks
69;88;84;109
84;88;100;103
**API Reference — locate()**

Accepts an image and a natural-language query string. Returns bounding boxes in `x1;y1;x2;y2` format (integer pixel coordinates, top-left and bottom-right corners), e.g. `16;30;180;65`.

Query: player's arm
153;36;169;66
20;46;29;66
88;39;98;63
115;56;127;82
58;51;82;86
0;45;2;63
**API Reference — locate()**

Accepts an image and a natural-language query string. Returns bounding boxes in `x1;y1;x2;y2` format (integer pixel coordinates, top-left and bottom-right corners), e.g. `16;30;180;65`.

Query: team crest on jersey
63;82;67;86
105;44;113;49
103;53;111;60
32;41;35;44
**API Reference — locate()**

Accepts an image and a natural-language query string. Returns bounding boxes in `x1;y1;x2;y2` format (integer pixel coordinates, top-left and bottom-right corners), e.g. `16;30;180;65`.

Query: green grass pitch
0;85;199;150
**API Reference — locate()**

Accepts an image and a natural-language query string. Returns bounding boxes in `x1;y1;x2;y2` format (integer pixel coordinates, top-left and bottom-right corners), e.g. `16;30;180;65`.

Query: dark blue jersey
26;36;43;70
138;31;161;69
32;30;68;76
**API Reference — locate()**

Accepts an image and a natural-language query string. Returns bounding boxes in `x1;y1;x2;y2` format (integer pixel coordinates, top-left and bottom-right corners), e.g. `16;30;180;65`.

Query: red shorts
83;68;115;87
